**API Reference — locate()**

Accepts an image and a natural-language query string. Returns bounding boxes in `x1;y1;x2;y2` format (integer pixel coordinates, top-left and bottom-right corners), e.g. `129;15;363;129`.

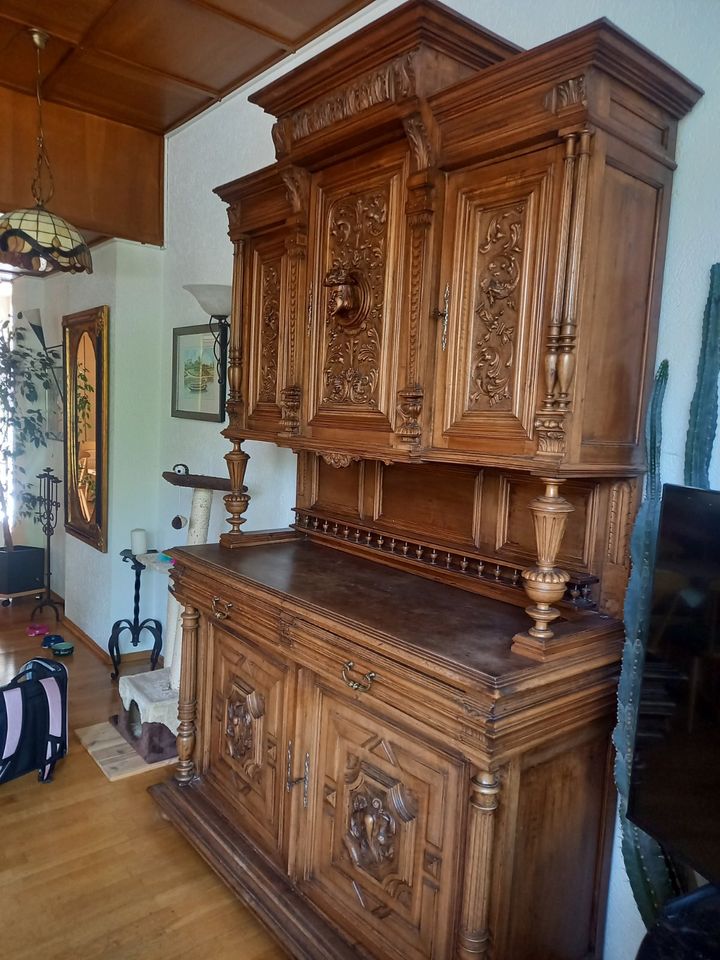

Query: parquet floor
0;598;285;960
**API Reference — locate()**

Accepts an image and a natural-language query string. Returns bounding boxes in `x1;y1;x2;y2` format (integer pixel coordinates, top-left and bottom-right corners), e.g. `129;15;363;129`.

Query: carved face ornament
323;267;370;335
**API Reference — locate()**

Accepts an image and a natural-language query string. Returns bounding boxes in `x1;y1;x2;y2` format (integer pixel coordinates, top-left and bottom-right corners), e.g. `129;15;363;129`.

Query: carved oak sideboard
150;3;701;959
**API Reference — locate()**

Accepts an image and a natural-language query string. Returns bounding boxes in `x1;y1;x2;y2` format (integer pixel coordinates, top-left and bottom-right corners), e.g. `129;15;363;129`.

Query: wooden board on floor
76;721;177;781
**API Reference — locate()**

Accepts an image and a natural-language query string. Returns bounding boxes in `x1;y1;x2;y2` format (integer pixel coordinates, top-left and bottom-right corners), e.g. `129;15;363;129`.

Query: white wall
13;241;165;640
11;1;720;957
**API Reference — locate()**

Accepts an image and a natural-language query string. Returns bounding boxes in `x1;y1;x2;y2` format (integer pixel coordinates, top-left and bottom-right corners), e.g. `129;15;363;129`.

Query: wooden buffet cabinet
150;4;701;959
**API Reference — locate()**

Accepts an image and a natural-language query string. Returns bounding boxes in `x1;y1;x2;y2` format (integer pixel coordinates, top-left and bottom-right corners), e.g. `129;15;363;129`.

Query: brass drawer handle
341;660;377;693
211;596;233;620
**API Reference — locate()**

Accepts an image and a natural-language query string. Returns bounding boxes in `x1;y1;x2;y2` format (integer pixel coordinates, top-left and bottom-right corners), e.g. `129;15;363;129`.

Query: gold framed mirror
63;305;109;552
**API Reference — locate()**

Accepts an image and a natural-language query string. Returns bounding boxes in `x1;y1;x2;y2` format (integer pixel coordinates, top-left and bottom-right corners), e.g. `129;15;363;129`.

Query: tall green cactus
613;360;679;928
685;263;720;489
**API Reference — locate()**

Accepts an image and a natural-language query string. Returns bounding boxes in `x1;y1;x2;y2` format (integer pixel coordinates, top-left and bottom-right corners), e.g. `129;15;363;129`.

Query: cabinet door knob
341;660;377;692
211;596;233;620
433;281;451;352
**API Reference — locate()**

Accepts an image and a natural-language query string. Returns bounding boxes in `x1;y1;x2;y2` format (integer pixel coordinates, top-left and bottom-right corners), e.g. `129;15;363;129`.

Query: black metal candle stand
108;548;163;681
31;467;62;621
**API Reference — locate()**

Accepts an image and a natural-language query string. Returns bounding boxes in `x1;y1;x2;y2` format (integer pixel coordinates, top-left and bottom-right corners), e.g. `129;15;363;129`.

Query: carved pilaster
542;133;577;414
457;770;500;959
285;232;306;392
227;239;245;406
398;131;435;447
219;437;251;547
516;478;574;651
557;127;592;410
175;605;199;785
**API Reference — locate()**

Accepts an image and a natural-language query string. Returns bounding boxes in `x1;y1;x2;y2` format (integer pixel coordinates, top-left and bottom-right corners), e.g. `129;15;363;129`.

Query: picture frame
171;323;226;422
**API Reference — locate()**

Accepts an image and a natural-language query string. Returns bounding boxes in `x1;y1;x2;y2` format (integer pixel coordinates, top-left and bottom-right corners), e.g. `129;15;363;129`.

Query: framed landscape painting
171;323;225;422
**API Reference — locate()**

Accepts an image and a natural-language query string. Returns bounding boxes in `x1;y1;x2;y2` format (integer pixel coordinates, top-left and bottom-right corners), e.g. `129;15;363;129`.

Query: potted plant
0;316;59;599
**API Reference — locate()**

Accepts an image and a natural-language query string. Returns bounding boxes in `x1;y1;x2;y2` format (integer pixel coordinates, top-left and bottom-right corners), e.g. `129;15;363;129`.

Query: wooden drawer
285;616;491;760
173;564;283;652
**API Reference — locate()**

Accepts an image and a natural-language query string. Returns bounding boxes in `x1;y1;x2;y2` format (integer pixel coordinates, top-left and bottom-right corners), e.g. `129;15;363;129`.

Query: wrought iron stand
31;467;62;621
108;548;163;680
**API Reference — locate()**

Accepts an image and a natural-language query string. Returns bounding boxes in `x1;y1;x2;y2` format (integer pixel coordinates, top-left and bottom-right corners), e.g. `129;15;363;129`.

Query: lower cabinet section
158;547;620;960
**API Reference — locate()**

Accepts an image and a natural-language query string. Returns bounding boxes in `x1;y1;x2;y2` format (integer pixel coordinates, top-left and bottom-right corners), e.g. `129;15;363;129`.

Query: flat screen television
628;483;720;884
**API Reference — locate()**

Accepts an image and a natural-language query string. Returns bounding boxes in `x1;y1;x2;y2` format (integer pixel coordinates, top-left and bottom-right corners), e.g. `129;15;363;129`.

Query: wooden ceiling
0;0;376;134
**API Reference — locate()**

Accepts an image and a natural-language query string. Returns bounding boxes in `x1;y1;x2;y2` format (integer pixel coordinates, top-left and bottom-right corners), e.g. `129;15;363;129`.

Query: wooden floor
0;598;286;960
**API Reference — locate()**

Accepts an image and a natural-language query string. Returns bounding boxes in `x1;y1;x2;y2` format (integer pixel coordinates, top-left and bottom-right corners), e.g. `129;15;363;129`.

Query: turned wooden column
175;604;199;785
457;770;500;959
219;436;251;547
514;478;574;657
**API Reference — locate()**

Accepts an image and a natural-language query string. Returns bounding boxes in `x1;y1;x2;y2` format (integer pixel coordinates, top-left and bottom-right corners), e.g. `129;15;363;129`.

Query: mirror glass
75;331;97;522
63;306;108;551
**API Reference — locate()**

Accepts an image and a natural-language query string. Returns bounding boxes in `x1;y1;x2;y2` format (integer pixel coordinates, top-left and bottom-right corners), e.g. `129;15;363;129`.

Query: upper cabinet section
250;0;520;166
215;1;701;477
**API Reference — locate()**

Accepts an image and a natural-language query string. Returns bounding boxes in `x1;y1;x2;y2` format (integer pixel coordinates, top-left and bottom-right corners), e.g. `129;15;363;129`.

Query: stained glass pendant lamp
0;29;92;275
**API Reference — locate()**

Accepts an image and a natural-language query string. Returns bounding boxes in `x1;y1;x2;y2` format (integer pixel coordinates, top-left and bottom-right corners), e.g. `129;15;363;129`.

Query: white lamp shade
183;284;232;318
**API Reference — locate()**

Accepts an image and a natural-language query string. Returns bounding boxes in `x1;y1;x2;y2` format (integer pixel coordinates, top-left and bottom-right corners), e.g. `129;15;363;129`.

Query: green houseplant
0;316;59;598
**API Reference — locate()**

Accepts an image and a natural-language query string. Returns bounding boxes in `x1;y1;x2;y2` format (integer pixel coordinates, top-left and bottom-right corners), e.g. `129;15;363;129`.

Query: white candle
130;528;147;556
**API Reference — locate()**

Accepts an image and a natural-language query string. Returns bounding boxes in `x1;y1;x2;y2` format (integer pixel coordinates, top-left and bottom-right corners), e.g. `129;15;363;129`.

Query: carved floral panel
467;202;526;413
320;187;389;408
258;259;281;404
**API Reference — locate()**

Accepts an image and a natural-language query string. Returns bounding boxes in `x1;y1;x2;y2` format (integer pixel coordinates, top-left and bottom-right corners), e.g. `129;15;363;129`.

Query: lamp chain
30;29;54;209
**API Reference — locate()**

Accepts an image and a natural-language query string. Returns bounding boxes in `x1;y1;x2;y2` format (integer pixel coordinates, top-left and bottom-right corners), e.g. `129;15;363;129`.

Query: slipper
26;623;50;637
41;634;65;648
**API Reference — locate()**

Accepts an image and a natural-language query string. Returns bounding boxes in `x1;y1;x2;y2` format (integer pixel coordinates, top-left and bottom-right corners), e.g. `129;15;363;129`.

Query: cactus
685;263;720;489
613;361;679;928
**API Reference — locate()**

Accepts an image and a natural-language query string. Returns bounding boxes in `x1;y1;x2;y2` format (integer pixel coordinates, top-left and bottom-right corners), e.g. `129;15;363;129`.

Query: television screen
628;484;720;884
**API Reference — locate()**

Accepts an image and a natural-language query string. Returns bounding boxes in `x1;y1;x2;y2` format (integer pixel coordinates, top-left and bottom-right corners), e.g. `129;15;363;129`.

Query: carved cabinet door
206;623;294;867
242;230;288;438
430;146;564;460
296;674;465;960
302;143;408;453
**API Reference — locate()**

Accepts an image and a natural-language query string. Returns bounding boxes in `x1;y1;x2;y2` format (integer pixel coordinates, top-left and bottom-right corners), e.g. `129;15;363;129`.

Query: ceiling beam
0;85;164;245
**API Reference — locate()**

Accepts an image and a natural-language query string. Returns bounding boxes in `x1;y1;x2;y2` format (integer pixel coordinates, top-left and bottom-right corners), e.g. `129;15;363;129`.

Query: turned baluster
515;478;574;656
175;604;199;785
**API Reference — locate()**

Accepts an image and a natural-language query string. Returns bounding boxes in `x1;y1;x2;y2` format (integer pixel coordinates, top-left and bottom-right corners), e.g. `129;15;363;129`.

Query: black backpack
0;658;69;784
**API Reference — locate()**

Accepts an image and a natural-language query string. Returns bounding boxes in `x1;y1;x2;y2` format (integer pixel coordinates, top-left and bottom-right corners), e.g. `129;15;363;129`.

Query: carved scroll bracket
280;385;302;437
397;384;424;446
281;166;311;219
321;452;361;469
544;75;587;114
402;112;437;173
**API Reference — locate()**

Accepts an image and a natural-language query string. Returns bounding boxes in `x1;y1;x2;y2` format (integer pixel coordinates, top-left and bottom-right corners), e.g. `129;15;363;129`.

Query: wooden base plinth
511;617;624;662
149;779;362;960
